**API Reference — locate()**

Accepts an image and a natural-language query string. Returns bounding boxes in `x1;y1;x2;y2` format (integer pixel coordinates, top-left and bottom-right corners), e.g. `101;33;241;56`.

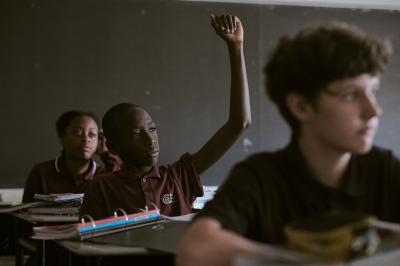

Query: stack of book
25;205;80;216
33;193;84;203
0;193;84;222
0;201;47;213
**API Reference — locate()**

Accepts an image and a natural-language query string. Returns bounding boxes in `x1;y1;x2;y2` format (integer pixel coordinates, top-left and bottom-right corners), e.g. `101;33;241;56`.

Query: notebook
32;208;162;240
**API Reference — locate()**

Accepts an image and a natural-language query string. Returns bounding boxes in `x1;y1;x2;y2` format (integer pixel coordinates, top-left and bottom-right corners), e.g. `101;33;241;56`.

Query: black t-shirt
197;142;400;244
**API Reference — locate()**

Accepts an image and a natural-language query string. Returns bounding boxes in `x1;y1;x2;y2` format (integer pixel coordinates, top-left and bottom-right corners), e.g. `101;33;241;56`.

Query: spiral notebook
32;207;162;240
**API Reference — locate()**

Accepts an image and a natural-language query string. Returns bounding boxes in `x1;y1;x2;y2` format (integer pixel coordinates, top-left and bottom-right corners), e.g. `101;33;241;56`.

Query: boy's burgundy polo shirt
80;153;204;220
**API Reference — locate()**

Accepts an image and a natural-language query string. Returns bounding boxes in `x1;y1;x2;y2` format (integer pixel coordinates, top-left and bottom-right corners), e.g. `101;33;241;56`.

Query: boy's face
303;73;381;154
113;107;159;167
62;115;99;161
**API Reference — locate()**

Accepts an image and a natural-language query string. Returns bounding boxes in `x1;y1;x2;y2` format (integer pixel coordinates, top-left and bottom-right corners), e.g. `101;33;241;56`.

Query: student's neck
64;157;91;177
125;164;153;177
297;134;351;188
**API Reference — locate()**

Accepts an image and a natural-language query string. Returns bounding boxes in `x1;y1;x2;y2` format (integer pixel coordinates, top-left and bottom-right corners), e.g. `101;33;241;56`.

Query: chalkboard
1;1;399;187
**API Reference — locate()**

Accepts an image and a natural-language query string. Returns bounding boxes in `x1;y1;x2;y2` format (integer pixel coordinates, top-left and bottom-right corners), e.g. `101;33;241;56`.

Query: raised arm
191;14;251;175
176;217;264;266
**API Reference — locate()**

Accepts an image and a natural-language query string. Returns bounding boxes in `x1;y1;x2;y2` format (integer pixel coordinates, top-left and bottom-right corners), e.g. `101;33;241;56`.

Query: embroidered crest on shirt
162;193;175;204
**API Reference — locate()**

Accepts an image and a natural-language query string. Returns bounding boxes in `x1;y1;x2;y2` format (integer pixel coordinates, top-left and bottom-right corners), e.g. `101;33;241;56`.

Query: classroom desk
56;240;150;256
52;219;190;266
55;239;172;266
11;212;193;266
10;211;79;266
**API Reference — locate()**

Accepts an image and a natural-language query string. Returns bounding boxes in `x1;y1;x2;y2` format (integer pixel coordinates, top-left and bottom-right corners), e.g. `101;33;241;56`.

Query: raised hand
190;14;250;175
211;14;243;44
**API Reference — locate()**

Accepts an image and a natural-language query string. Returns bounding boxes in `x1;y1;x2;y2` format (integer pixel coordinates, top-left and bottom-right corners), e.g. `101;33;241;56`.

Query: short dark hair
264;21;392;136
56;110;99;138
102;103;141;142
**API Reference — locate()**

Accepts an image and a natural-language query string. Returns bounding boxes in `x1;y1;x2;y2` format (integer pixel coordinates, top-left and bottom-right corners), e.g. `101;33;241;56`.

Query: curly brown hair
264;21;392;137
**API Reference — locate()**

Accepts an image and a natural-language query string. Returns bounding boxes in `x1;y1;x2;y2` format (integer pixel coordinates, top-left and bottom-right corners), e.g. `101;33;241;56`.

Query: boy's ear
286;92;313;122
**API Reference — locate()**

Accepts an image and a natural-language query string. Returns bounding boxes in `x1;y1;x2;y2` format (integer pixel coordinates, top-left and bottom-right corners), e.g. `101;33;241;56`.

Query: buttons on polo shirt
140;176;155;205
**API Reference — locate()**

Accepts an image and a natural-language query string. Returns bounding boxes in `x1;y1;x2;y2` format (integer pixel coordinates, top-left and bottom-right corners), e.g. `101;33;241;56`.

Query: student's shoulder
370;145;394;154
242;147;285;164
91;171;117;183
360;145;397;161
233;148;285;175
93;162;106;175
159;152;194;172
216;150;287;191
30;159;56;173
91;170;131;188
245;150;282;161
354;146;400;184
354;145;400;172
33;159;55;168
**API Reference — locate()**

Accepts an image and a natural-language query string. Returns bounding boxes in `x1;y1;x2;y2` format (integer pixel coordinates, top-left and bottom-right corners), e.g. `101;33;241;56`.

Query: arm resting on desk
175;217;265;266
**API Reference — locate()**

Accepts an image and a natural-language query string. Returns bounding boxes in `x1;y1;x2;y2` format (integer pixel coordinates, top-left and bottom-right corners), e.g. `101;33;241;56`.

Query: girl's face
61;115;99;161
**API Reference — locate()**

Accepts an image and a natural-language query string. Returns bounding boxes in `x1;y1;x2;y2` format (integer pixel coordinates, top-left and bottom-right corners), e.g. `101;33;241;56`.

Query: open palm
211;14;244;44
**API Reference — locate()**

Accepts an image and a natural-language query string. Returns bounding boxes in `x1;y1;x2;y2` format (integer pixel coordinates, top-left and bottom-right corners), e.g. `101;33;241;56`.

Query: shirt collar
118;164;161;183
283;141;364;203
54;155;97;181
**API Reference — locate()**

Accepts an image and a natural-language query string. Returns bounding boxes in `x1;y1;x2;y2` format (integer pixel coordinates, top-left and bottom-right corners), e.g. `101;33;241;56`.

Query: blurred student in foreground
176;21;396;266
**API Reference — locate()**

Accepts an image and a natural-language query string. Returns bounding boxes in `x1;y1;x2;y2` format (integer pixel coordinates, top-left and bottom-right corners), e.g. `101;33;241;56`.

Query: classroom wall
1;0;399;188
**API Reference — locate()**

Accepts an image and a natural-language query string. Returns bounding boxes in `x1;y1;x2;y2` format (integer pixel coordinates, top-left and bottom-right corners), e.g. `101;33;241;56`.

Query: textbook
33;193;84;202
0;201;48;213
25;198;81;215
0;193;83;213
25;205;80;215
32;208;162;240
16;212;80;223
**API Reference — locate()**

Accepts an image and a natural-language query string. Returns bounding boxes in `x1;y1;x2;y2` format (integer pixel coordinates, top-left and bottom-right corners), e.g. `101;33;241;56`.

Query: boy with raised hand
176;22;395;266
80;14;251;220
